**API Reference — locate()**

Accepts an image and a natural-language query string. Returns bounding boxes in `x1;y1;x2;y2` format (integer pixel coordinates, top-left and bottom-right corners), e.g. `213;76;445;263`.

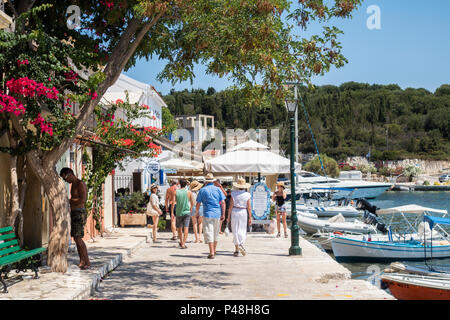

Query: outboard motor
356;198;378;215
362;211;388;234
359;199;388;234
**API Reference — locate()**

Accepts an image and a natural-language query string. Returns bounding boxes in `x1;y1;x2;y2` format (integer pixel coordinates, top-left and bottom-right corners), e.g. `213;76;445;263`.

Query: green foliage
303;154;340;178
161;107;177;133
378;167;394;177
358;164;377;174
165;83;450;161
404;165;421;178
423;180;430;186
119;192;147;214
157;218;166;231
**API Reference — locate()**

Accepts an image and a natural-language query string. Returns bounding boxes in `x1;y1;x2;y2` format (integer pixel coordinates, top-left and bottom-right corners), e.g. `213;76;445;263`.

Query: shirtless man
165;179;179;240
60;167;90;270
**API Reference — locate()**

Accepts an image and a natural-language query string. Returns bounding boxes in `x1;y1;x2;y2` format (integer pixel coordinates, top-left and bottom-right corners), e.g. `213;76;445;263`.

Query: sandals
284;233;288;238
238;245;246;256
171;235;178;240
207;254;215;259
233;251;239;257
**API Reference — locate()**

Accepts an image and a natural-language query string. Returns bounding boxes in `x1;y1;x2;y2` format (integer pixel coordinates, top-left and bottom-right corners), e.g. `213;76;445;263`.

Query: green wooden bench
0;226;46;293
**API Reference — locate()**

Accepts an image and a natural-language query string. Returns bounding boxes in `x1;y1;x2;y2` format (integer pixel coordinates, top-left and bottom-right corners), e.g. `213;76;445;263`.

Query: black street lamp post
285;91;302;256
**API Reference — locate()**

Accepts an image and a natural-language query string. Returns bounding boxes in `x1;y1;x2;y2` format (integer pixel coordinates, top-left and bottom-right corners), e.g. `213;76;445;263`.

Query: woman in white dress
227;178;252;256
147;184;162;243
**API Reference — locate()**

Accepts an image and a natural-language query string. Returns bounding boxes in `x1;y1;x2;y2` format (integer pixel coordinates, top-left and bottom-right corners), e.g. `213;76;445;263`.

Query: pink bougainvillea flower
17;59;29;66
115;99;124;104
30;113;54;136
7;77;59;100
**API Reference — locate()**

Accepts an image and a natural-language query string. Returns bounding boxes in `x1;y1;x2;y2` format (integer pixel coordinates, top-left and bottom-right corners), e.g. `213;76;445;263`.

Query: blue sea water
325;191;450;283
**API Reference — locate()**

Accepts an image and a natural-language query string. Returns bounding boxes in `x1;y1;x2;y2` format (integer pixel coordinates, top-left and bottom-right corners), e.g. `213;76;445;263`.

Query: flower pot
120;213;147;227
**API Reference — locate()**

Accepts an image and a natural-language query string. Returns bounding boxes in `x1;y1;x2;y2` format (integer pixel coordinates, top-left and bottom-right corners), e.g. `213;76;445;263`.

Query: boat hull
286;204;360;218
298;216;374;235
381;274;450;300
330;186;391;200
331;237;450;262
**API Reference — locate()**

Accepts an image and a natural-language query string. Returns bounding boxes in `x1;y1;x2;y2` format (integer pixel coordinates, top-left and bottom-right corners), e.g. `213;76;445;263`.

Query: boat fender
333;231;343;235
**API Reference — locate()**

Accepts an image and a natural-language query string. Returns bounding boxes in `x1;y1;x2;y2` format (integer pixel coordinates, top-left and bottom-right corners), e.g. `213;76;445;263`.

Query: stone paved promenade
0;227;394;300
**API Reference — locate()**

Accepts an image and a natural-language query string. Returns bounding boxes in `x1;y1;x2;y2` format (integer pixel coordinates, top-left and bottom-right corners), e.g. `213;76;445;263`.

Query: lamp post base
289;246;302;256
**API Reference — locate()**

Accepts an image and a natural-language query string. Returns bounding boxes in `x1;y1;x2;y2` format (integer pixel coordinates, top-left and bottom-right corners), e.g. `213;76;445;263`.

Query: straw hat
205;173;216;183
276;181;285;189
233;178;251;189
150;183;159;191
190;180;203;191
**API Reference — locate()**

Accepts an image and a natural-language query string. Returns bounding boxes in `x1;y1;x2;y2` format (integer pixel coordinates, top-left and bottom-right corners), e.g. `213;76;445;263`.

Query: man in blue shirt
196;173;226;259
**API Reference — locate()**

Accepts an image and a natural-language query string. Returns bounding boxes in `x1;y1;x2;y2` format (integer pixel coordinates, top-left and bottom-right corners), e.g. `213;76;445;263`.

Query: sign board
145;160;160;174
250;182;271;220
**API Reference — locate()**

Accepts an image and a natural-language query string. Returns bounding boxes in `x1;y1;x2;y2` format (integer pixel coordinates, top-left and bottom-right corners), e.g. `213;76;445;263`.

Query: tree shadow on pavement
93;259;238;300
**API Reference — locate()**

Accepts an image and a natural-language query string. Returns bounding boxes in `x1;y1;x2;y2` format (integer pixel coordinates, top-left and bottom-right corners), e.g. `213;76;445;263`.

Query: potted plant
118;192;147;227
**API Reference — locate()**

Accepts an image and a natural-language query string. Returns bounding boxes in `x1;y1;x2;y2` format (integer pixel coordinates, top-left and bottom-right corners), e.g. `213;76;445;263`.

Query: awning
424;215;450;230
376;205;448;216
205;149;302;174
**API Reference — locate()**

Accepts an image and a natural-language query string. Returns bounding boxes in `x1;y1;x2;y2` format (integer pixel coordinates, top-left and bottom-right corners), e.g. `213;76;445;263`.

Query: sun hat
233;178;251;189
190;180;204;191
276;181;285;189
150;183;159;191
205;173;216;183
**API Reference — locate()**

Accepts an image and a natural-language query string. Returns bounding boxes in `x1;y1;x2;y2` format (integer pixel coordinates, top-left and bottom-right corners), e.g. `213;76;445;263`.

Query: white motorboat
330;205;450;262
289;171;392;200
284;187;360;218
297;213;376;235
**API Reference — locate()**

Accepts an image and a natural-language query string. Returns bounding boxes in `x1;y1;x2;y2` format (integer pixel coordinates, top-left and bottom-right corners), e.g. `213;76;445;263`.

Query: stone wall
346;157;450;175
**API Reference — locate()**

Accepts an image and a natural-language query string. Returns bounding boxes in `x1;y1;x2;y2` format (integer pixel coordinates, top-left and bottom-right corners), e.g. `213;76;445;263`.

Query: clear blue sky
125;0;450;95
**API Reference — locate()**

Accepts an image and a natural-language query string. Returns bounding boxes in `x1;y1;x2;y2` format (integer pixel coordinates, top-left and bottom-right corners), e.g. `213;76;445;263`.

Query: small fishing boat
385;262;450;278
381;273;450;300
330;205;450;262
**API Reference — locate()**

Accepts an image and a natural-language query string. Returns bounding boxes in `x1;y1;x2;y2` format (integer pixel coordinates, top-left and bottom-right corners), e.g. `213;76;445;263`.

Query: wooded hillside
163;83;450;161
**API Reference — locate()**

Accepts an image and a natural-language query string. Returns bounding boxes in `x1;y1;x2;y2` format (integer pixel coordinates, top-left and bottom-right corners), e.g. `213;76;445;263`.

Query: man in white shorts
195;173;226;259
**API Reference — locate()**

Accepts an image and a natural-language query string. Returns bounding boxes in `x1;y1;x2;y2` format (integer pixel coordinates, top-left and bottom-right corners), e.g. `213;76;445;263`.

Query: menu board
250;182;271;220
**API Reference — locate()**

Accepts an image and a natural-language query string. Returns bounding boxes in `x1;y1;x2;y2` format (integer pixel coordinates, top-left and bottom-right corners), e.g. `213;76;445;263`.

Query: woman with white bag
147;184;163;243
227;178;252;257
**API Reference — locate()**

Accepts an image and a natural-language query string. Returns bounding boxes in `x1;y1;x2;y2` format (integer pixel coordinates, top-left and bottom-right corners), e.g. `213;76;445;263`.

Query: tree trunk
7;130;21;237
25;150;71;273
42;169;71;273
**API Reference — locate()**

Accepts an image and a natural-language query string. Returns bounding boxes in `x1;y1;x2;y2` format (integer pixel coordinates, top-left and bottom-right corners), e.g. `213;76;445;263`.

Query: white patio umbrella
159;158;203;171
204;149;301;175
228;139;269;151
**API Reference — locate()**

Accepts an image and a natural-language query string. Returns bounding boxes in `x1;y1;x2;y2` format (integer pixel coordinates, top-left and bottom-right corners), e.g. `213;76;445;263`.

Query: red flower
17;59;29;66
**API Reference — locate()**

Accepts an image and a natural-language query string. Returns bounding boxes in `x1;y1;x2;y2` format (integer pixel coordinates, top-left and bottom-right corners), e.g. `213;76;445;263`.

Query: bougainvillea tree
1;0;362;272
83;98;164;233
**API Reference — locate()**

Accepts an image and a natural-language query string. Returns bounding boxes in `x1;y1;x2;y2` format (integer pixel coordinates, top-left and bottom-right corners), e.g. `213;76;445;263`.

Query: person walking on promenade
189;180;204;243
147;184;162;243
171;179;194;249
227;178;252;256
165;179;179;240
214;179;227;234
222;188;232;234
195;173;226;259
272;181;288;238
59;167;90;270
